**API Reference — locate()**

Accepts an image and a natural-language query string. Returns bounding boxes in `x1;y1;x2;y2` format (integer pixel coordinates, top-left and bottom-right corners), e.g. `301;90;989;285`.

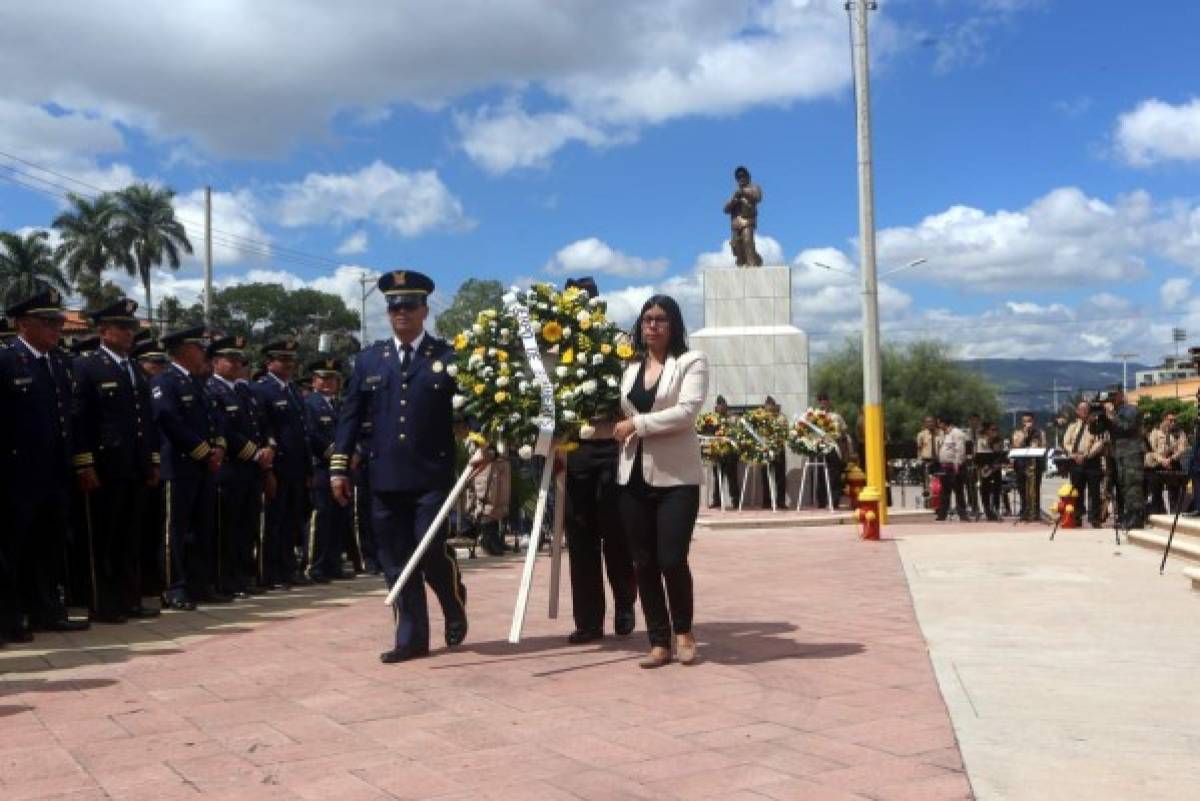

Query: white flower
591;353;604;366
487;347;497;357
563;410;577;421
500;328;510;337
518;381;529;393
562;327;572;338
509;412;521;422
518;445;533;460
555;366;569;378
576;368;587;379
496;441;507;455
605;376;618;388
472;324;483;335
452;395;466;409
581;379;598;395
588;297;600;307
467;354;483;368
577;310;591;323
431;360;444;373
482;366;494;378
580;424;596;439
496;375;509;387
447;364;459;377
538;302;549;310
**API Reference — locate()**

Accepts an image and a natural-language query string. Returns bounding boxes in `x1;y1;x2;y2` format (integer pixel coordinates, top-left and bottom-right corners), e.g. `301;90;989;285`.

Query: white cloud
693;235;786;270
1161;278;1191;310
173;188;272;269
544;237;667;279
276;161;471;236
335;230;369;255
0;99;123;166
457;103;617;175
1116;98;1200;166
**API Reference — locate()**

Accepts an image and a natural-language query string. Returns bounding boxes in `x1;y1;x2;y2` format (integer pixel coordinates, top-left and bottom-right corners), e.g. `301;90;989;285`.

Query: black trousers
936;464;969;520
708;457;739;507
84;464;147;615
309;468;352;579
980;470;1002;518
264;476;305;583
816;452;844;509
372;488;466;650
565;444;636;634
760;457;787;509
4;486;71;630
1069;461;1104;523
619;477;700;648
162;475;215;600
352;470;379;572
217;474;260;592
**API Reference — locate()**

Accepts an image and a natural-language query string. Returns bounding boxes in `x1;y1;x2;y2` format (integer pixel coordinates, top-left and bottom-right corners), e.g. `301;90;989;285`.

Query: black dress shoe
90;611;127;624
126;607;161;619
379;645;429;663
309;574;332;584
614;606;636;636
6;628;34;643
567;629;604;645
445;618;468;648
36;619;90;632
163;596;197;611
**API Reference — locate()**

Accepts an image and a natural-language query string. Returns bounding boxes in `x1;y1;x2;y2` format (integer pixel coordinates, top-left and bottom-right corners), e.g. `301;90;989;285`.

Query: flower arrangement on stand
449;282;635;457
732;407;789;465
696;411;737;463
787;407;844;458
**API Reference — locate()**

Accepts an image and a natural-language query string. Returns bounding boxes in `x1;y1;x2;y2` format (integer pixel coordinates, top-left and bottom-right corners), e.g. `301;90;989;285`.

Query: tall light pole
358;271;378;347
848;0;886;525
203;185;213;325
1112;351;1137;392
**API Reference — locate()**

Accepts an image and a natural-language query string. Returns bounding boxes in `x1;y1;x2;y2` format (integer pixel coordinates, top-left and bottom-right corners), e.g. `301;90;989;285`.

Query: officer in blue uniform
305;357;351;582
0;288;89;643
331;270;467;663
133;336;170;598
207;336;274;597
72;299;162;623
252;339;311;587
152;326;230;610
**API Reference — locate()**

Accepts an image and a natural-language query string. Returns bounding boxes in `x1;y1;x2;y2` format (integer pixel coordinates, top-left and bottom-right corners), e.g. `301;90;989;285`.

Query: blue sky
1;0;1199;361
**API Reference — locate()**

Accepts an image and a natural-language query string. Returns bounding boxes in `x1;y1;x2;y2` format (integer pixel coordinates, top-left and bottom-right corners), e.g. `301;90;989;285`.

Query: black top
627;359;660;414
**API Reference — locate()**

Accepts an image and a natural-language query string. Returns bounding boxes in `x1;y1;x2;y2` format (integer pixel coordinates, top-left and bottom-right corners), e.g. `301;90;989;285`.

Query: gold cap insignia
394;271;407;287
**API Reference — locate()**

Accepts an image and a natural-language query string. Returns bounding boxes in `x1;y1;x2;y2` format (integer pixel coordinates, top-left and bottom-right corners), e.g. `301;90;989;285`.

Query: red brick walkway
1;525;972;800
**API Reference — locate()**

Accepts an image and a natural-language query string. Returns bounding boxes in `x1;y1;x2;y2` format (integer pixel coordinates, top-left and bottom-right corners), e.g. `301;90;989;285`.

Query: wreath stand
738;458;778;512
796;456;834;512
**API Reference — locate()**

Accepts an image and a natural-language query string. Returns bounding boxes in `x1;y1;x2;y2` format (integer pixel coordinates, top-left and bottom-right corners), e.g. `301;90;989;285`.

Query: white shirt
938;427;968;466
212;374;237;391
100;344;137;384
394;330;425;356
171;361;191;377
268;370;289;389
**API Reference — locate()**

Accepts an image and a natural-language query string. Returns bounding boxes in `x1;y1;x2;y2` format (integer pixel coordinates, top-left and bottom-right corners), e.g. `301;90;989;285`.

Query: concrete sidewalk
897;523;1200;801
1;526;971;801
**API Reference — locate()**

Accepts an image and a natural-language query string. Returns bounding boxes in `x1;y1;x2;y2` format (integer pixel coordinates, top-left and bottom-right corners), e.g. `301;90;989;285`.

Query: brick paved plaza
0;524;972;801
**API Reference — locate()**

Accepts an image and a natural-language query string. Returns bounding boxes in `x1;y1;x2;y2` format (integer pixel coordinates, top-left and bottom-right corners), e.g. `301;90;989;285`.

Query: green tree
812;339;1003;446
52;192;131;286
112;183;193;326
434;278;504;338
0;229;69;306
1137;396;1196;435
75;272;127;311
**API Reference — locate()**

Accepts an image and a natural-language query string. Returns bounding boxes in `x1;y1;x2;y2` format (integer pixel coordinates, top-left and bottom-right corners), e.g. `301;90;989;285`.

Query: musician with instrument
1063;401;1107;527
1011;412;1046;522
1145;411;1189;515
916;416;942;505
976;421;1005;521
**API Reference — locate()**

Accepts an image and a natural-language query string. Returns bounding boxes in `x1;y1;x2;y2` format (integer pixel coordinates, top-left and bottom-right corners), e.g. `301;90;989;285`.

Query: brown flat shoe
675;635;697;665
639;647;672;669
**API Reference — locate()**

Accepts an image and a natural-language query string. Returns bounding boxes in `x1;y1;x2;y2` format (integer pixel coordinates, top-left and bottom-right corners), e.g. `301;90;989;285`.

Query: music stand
1009;447;1049;525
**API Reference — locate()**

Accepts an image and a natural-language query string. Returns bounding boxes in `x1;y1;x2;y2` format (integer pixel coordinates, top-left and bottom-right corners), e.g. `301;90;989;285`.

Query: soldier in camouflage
1105;385;1144;529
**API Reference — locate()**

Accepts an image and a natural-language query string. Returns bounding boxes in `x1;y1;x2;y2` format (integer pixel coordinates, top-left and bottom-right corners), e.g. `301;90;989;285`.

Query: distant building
1134;356;1197;388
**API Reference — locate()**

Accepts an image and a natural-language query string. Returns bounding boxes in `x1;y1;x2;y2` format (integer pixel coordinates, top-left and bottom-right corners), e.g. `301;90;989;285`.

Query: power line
806;311;1188;341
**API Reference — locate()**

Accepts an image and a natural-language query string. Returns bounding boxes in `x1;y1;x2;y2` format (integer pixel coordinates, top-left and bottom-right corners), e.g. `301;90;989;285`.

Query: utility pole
848;0;886;526
1112;351;1137;392
357;271;378;348
203;185;213;326
1173;328;1186;398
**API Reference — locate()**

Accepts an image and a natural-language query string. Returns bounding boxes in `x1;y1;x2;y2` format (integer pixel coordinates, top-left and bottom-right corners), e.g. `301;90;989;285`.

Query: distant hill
956;358;1149;420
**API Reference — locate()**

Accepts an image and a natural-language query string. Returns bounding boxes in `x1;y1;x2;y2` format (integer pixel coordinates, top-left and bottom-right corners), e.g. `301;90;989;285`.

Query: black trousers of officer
566;443;636;635
217;474;260;593
761;456;787;508
816;451;844;509
353;469;379;572
140;483;164;597
1069;459;1104;524
708;456;739;508
85;458;147;615
163;476;216;600
309;467;351;579
4;486;71;630
373;488;466;651
264;476;305;584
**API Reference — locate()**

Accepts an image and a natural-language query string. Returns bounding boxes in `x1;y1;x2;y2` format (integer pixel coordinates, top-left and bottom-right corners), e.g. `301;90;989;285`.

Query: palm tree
52;192;132;287
0;229;70;307
111;183;193;326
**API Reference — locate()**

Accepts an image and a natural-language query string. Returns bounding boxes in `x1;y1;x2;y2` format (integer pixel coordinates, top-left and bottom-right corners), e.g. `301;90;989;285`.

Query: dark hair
734;165;750;178
631;294;688;357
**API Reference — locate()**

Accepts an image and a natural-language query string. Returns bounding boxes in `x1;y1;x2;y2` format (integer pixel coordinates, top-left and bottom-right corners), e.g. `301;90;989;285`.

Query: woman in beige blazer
612;295;709;668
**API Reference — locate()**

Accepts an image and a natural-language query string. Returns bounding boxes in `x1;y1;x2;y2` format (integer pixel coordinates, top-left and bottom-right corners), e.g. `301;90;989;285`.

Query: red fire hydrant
844;462;867;509
856;486;882;540
1055;484;1079;529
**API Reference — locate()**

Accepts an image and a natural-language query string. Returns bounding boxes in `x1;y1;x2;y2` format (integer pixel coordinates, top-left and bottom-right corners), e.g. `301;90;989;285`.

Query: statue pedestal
690;267;811;505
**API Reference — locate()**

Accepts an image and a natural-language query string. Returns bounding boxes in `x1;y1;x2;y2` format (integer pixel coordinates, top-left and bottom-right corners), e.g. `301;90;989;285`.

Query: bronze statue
724;165;763;267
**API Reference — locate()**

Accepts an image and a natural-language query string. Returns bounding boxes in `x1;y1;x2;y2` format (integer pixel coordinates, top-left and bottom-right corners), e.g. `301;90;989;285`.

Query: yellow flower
472;346;486;358
496;350;509;362
616;342;634;360
541;321;563;344
499;364;511;376
600;343;612;355
577;334;592;352
473;384;486;396
556;441;580;454
453;333;468;351
579;318;591;330
563;286;583;303
467;432;488;447
494;391;509;403
561;347;574;365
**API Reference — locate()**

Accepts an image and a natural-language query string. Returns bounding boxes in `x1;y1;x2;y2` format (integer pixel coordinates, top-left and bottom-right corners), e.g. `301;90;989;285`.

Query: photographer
1102;385;1145;529
1145;411;1189;515
1063;401;1107;528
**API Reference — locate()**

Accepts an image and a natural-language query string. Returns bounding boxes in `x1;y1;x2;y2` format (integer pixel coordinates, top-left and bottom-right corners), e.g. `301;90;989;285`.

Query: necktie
1073;421;1086;454
117;359;134;389
400;344;413;373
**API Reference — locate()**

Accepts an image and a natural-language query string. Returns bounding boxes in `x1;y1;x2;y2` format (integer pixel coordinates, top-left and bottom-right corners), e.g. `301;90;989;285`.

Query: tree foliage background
434;278;504;339
812;339;1003;447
